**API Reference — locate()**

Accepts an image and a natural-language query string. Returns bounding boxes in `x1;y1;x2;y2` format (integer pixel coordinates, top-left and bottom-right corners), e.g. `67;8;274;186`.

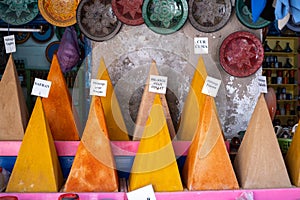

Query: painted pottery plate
32;24;54;43
142;0;188;34
77;0;122;41
189;0;231;33
45;41;60;63
15;32;31;44
0;0;39;25
38;0;79;27
219;31;264;77
235;0;271;29
112;0;144;26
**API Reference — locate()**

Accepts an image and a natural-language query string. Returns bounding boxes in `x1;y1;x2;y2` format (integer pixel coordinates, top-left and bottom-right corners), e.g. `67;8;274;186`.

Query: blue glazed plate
45;41;60;63
32;24;54;43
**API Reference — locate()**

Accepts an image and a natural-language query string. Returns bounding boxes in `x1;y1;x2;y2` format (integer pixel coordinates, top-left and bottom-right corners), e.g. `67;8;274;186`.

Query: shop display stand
263;36;299;126
1;141;300;200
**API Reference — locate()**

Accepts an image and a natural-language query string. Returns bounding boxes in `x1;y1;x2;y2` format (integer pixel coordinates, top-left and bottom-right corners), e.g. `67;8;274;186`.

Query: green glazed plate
0;0;39;25
235;0;271;29
142;0;188;35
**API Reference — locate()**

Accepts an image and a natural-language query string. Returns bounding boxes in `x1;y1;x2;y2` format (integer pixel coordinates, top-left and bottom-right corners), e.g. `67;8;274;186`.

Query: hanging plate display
235;0;271;29
112;0;144;26
0;0;39;25
76;0;122;41
142;0;188;35
219;31;264;77
45;41;60;63
15;32;31;44
32;24;54;43
38;0;79;27
188;0;232;33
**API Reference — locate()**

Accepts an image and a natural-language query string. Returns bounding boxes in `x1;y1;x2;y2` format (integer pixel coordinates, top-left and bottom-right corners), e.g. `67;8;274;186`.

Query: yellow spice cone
97;57;129;141
0;54;29;140
285;119;300;186
182;95;239;190
234;94;291;189
129;94;183;192
133;60;176;140
42;54;80;140
6;97;63;192
64;95;118;192
176;56;207;141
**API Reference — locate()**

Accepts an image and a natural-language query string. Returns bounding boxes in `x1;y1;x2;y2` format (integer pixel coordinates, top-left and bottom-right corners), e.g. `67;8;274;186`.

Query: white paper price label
126;184;156;200
31;78;51;98
90;79;107;97
4;35;16;53
202;76;221;97
149;75;168;94
194;37;208;54
258;75;268;93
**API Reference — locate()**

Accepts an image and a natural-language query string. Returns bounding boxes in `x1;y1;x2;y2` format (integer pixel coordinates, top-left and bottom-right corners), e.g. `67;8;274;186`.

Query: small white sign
149;75;168;94
90;79;108;97
31;78;51;98
194;37;208;54
126;184;156;200
4;35;16;53
258;75;268;93
202;76;222;97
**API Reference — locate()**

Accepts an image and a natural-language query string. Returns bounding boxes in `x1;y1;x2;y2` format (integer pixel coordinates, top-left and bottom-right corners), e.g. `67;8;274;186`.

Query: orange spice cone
42;54;80;140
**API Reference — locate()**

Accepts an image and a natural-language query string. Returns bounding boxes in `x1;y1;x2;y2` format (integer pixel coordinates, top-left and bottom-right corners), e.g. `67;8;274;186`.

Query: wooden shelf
277;100;298;103
268;84;297;87
275;115;298;118
263;68;297;71
264;52;297;56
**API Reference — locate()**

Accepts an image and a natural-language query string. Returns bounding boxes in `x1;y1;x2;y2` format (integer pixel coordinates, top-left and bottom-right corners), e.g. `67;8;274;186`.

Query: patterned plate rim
188;0;232;33
142;0;188;35
38;0;78;27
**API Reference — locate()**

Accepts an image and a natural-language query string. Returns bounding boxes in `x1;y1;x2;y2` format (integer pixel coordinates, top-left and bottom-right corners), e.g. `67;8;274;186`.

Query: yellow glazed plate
38;0;79;27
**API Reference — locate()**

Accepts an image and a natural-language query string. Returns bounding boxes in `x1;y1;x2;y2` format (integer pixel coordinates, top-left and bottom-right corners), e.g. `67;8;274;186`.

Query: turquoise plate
142;0;188;34
0;0;39;25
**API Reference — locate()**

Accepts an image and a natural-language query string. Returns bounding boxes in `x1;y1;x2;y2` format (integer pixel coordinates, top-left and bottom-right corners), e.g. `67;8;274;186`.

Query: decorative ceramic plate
219;31;264;77
188;0;231;33
15;32;31;44
112;0;144;25
142;0;188;34
0;0;39;25
38;0;79;27
45;41;60;63
32;24;54;43
77;0;123;41
235;0;271;29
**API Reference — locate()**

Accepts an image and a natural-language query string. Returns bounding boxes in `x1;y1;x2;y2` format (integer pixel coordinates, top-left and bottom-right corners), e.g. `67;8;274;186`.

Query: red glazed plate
112;0;144;25
219;31;264;77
